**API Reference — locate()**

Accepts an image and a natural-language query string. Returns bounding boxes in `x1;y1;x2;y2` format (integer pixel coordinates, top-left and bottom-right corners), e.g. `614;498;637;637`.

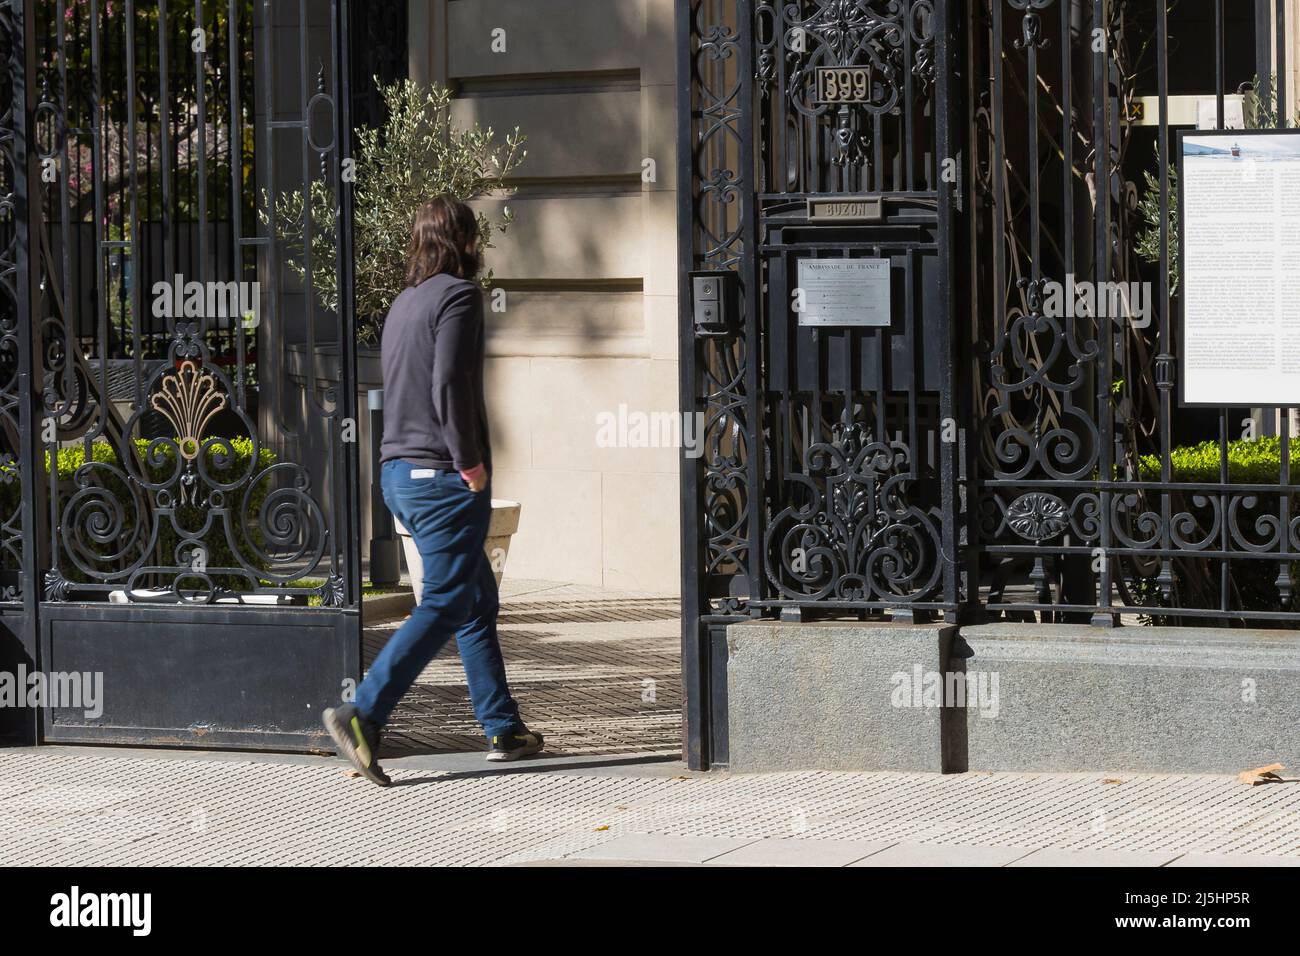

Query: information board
1180;130;1300;406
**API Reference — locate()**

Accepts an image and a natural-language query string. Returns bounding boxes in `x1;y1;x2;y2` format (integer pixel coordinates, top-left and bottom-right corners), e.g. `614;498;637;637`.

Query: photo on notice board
1179;130;1300;406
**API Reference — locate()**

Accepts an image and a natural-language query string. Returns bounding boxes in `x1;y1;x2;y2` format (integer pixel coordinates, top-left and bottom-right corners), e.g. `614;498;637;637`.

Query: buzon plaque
796;258;891;328
807;195;883;222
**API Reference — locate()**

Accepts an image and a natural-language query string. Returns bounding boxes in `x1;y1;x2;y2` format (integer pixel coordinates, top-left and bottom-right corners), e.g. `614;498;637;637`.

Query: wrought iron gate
678;0;962;767
680;0;1300;769
0;0;361;750
969;1;1299;631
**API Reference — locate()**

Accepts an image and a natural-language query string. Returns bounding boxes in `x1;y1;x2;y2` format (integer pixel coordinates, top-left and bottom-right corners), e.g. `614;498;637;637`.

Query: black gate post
367;390;401;587
676;0;708;771
934;0;967;622
334;0;363;622
1090;0;1118;628
676;0;757;770
10;0;46;746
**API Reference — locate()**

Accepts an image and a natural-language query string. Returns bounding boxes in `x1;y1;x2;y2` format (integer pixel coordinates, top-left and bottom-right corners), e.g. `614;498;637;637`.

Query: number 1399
816;67;871;103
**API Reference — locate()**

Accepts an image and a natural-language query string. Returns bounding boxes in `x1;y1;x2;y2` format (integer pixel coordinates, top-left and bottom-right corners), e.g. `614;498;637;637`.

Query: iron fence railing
0;0;361;608
678;1;1300;717
971;0;1299;627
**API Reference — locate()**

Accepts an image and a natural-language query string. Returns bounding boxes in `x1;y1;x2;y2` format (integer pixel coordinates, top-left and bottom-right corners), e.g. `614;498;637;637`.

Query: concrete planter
284;342;382;389
394;499;522;595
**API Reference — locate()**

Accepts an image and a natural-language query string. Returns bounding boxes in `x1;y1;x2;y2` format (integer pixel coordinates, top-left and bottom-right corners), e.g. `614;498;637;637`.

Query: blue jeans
355;460;523;738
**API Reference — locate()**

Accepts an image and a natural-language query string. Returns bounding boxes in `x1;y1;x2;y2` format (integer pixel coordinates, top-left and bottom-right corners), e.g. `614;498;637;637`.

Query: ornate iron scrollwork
1008;0;1053;51
20;0;360;609
0;0;28;601
766;411;943;605
1006;492;1069;542
781;1;919;168
316;572;346;609
688;2;756;614
909;0;936;82
150;361;229;463
45;305;331;603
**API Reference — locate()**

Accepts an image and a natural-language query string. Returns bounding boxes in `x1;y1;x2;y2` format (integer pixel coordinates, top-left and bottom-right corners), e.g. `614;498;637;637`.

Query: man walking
324;197;542;787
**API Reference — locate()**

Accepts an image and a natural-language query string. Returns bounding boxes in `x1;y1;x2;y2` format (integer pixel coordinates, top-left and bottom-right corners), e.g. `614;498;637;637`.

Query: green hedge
1139;436;1296;484
1;438;277;592
1136;436;1296;622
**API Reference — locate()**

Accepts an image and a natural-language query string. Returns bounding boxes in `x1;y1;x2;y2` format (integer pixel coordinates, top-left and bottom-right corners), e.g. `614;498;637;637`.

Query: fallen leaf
1102;778;1123;785
1237;763;1286;786
594;825;610;832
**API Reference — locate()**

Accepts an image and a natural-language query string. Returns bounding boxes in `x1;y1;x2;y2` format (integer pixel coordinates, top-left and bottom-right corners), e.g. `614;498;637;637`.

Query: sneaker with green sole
323;704;391;787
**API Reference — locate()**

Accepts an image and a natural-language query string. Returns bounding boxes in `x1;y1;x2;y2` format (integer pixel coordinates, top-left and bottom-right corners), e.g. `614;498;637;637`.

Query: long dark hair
405;196;482;286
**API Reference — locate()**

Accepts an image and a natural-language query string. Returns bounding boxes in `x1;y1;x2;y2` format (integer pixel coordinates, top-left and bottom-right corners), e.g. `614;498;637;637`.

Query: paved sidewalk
2;747;1299;866
2;578;1299;866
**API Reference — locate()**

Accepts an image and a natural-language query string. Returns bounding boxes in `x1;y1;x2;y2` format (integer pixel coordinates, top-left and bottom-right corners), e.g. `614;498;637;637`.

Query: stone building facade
408;0;681;591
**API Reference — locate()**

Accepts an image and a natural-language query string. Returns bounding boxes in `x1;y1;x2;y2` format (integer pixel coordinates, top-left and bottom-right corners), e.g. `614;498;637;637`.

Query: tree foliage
266;79;526;344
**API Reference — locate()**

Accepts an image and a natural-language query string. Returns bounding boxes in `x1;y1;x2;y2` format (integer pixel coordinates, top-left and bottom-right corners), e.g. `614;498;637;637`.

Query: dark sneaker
486;728;545;762
323;704;391;787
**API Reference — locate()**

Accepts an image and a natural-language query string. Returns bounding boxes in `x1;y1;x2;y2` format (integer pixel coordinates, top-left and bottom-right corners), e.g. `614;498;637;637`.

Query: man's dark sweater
380;273;491;473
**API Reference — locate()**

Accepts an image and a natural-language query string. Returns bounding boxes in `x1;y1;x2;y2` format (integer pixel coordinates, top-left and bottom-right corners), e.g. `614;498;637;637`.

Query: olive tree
267;79;525;344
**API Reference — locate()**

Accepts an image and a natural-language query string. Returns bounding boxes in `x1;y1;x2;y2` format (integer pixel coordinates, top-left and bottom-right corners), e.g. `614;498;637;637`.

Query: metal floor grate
363;582;682;758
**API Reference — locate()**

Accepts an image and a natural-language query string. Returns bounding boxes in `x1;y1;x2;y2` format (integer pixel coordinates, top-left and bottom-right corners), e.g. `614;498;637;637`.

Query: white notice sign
796;258;891;327
1195;97;1244;130
1182;132;1300;405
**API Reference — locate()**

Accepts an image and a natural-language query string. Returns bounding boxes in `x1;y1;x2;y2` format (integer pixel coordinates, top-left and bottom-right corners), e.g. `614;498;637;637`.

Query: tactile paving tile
4;750;1300;865
0;750;682;866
